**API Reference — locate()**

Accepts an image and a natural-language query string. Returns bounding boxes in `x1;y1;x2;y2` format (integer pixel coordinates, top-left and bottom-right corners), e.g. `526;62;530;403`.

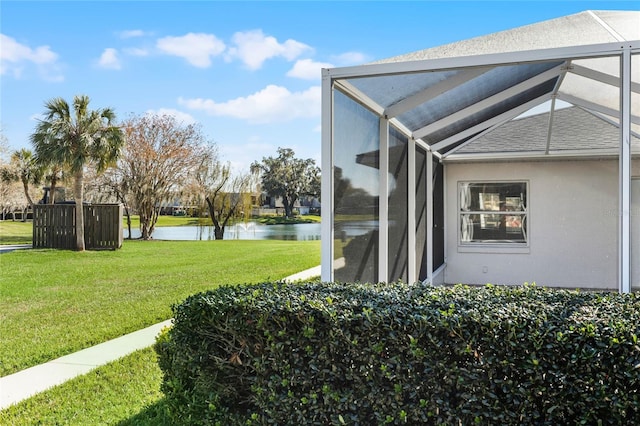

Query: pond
126;222;322;241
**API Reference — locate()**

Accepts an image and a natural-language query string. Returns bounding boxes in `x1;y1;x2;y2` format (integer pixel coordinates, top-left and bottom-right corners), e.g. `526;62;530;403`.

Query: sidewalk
0;244;31;254
0;266;320;410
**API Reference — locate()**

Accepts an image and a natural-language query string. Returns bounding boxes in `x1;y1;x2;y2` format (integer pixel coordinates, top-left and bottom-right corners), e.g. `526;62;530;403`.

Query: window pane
461;213;527;243
459;181;527;244
333;90;379;282
460;182;527;212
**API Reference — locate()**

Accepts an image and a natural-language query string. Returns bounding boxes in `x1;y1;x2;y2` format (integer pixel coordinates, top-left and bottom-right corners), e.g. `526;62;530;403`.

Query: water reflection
127;222;321;241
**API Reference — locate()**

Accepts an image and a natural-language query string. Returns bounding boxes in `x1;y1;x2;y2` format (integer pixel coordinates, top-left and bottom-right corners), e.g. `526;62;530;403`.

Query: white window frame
458;180;529;251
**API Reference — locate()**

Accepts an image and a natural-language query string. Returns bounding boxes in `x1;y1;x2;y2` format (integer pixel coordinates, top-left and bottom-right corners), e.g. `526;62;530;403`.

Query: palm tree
34;156;65;204
31;95;124;251
10;148;42;208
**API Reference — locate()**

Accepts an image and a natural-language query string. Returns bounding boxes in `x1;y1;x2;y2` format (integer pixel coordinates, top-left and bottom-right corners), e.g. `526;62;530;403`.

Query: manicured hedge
155;282;640;425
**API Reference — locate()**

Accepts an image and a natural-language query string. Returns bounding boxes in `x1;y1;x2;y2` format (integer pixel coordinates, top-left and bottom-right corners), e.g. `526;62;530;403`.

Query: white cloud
145;108;197;125
226;29;311;70
222;139;275;172
179;84;320;124
123;47;149;57
287;58;334;80
118;29;147;39
97;48;121;70
332;51;369;66
0;33;62;81
156;33;225;68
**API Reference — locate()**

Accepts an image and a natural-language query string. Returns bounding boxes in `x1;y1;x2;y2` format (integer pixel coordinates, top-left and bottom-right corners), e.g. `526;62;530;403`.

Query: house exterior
320;10;639;292
445;107;640;289
253;195;320;216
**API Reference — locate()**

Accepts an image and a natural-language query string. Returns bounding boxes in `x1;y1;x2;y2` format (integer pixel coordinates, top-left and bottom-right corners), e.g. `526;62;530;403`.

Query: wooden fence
32;204;123;250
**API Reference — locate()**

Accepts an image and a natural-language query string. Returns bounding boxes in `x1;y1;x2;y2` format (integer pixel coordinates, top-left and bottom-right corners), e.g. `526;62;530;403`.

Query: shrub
155;282;640;425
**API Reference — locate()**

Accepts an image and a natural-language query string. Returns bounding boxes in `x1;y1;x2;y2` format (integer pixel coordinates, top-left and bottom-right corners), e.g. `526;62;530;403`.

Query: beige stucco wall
444;159;640;290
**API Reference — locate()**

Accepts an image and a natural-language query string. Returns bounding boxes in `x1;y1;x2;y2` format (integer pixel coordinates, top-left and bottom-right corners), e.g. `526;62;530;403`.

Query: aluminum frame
321;41;639;293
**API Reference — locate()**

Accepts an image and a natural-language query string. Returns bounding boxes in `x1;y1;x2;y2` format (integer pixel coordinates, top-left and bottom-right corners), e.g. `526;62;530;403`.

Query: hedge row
155;282;640;425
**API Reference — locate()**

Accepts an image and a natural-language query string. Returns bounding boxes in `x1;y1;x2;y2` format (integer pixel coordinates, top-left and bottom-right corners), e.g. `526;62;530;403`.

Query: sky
1;0;638;173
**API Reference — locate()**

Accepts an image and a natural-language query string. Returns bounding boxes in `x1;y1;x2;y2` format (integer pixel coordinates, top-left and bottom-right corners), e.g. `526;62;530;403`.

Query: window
459;182;527;245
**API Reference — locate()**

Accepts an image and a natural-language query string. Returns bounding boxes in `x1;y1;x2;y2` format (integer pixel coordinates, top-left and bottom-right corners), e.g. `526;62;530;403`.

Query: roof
455;106;640;158
326;10;640;160
376;11;639;63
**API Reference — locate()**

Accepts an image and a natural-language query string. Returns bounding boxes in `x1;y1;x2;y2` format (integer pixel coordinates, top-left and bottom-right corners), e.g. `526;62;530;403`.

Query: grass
0;348;169;425
0;220;32;245
0;216;321;423
0;239;320;376
255;214;321;225
124;214;206;229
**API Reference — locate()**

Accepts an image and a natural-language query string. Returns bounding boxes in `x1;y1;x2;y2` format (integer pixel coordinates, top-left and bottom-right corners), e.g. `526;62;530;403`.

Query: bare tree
84;164;135;238
0;128;26;220
190;149;252;239
0;135;28;220
0;173;24;220
121;114;207;240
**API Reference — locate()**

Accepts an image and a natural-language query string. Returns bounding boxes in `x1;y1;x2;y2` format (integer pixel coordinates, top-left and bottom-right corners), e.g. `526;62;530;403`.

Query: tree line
0;95;321;250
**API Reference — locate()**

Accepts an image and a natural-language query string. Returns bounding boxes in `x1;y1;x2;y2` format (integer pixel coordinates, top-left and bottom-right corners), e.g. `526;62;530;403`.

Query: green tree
31;95;124;251
250;147;320;218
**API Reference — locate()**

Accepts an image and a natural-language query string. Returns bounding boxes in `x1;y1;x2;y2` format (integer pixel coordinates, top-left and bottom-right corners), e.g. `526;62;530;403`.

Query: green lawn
0;217;321;424
0;220;32;245
124;214;207;229
0;239;320;376
0;348;169;425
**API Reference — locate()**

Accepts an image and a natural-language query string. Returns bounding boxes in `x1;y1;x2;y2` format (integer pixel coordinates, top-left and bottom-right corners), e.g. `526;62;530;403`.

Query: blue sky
2;1;638;172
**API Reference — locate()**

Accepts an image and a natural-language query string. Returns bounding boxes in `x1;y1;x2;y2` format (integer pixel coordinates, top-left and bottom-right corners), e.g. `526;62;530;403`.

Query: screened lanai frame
321;40;639;293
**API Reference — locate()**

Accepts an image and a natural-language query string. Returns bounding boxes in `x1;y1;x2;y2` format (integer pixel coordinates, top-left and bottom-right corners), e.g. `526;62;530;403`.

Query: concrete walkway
0;266;320;410
0;244;31;254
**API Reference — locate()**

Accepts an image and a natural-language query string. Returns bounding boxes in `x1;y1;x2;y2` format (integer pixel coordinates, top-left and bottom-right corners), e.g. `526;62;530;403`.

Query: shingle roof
456;106;640;155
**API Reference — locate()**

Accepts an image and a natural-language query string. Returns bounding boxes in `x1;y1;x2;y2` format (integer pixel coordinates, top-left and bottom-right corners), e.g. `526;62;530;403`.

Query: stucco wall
444;159;640;289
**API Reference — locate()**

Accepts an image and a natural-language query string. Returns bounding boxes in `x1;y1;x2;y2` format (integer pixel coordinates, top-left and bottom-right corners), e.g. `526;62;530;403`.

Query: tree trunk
115;192;132;239
21;179;34;208
214;225;224;240
205;197;225;240
141;215;150;240
49;175;58;204
148;208;159;239
73;169;86;251
282;195;297;218
125;206;132;240
139;202;158;240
